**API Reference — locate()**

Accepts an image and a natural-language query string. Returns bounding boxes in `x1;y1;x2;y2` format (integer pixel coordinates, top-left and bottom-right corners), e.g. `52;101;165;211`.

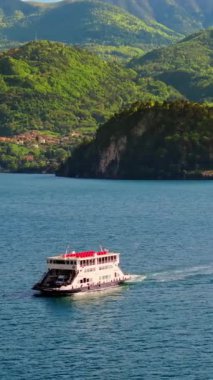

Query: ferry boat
33;249;130;296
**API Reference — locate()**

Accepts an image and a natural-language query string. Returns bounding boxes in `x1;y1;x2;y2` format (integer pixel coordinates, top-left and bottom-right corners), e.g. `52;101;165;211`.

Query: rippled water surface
0;174;213;379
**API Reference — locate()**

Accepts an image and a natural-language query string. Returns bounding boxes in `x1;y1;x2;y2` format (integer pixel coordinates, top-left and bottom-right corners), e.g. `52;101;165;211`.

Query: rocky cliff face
98;136;127;178
57;101;213;179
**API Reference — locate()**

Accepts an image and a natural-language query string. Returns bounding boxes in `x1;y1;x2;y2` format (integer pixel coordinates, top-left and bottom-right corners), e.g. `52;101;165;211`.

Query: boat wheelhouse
33;249;130;296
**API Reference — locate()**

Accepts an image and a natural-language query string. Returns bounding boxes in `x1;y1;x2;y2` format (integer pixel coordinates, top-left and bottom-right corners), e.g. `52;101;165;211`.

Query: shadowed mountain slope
103;0;213;34
6;1;180;49
57;101;213;179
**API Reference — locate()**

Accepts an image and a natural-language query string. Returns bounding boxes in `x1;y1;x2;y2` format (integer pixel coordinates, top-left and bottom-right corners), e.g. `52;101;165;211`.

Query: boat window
56;260;66;264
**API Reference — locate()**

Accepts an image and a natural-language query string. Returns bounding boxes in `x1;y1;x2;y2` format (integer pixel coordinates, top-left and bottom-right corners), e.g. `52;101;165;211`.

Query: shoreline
1;171;213;180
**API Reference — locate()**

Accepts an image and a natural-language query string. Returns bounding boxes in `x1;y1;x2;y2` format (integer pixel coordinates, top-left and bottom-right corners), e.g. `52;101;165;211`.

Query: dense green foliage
85;44;145;63
0;0;211;59
4;1;180;49
0;31;212;173
58;101;213;179
0;40;182;137
104;0;213;34
0;141;70;173
0;39;182;172
129;29;213;102
0;0;182;56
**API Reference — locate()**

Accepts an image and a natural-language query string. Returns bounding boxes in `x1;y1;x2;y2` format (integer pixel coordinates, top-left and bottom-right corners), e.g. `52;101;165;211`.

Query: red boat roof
62;250;109;259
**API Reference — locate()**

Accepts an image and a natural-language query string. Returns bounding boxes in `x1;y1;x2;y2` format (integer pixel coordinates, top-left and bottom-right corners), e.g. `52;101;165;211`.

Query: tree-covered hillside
0;0;42;49
0;39;182;172
0;39;181;138
57;101;213;179
0;0;37;17
103;0;213;34
5;1;180;49
0;29;212;173
129;29;213;102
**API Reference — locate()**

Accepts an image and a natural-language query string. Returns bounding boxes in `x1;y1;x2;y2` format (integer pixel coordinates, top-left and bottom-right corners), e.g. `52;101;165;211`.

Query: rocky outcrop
98;136;127;177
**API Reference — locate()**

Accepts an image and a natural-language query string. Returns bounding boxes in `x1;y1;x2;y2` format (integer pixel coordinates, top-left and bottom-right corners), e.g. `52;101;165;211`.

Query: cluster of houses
0;130;81;148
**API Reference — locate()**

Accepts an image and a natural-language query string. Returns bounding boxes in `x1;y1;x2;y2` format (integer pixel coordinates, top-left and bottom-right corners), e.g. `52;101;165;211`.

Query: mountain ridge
23;0;212;34
99;0;213;34
5;1;180;48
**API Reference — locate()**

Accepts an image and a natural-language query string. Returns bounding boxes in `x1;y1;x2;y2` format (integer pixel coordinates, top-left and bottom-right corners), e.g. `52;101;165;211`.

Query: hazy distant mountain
20;0;213;36
22;0;59;2
4;1;180;51
98;0;213;34
23;0;213;34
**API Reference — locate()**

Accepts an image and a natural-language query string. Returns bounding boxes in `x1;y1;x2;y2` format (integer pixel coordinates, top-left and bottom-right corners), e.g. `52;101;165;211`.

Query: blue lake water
0;174;213;379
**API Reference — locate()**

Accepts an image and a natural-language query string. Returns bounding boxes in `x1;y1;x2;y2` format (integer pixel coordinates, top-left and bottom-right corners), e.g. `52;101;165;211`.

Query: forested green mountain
0;0;41;49
129;29;213;102
0;39;184;173
0;40;137;137
0;0;37;16
0;39;181;138
26;0;212;35
0;29;212;172
4;1;180;49
103;0;213;34
57;101;213;179
0;0;183;61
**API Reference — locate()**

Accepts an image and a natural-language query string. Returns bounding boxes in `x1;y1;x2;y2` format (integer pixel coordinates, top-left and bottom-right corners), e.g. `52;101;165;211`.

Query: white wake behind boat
33;249;131;296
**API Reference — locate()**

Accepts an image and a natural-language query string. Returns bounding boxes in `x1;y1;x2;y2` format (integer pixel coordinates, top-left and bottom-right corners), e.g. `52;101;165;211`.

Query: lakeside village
0;130;81;147
0;130;84;172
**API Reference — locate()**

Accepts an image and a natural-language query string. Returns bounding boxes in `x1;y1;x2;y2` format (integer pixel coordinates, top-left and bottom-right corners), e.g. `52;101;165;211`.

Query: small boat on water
33;249;131;296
